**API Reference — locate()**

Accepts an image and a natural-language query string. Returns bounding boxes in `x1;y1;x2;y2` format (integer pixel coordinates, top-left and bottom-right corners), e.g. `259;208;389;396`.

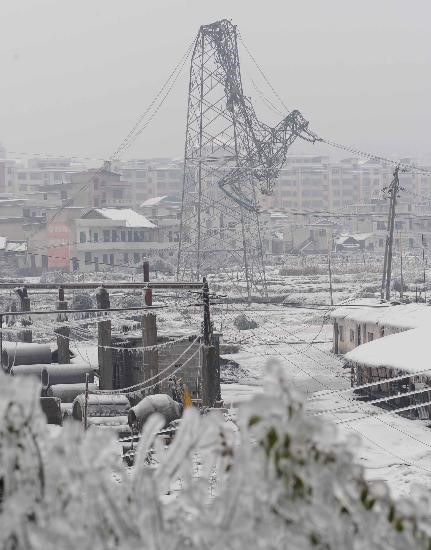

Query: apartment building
268;155;431;214
115;159;182;207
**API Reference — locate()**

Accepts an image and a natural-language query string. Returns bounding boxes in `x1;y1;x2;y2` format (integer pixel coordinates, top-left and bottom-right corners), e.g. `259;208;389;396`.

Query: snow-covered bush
1;364;431;549
71;292;94;311
233;313;258;330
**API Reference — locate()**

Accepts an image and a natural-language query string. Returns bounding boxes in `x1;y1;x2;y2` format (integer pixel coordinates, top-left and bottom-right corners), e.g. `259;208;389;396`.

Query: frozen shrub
233;313;258;330
153;257;174;274
1;364;431;549
72;292;94;311
393;279;408;292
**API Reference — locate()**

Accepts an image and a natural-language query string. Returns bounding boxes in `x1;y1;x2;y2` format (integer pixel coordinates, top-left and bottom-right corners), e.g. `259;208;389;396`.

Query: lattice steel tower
177;19;317;299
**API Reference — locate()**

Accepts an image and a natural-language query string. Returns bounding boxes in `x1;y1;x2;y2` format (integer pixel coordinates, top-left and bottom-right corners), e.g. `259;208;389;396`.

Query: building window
350;329;355;343
123;253;129;264
112;230;118;242
113;189;123;199
102;254;108;265
134;253;140;264
93;232;98;243
121;231;126;242
367;332;374;342
339;326;344;342
43;193;48;201
110;254;114;266
41;255;48;270
103;230;111;242
79;231;86;244
128;230;133;242
84;252;92;265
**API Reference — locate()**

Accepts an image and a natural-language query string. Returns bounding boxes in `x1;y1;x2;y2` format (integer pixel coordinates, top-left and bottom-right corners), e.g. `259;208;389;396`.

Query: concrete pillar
56;287;70;364
16;286;32;343
333;321;339;354
96;286;112;390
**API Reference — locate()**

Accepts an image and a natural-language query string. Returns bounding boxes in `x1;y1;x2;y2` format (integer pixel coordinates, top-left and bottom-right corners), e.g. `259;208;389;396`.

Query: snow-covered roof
6;241;27;253
335;233;373;245
331;301;431;331
140;195;181;208
140;195;169;207
345;327;428;374
92;208;156;228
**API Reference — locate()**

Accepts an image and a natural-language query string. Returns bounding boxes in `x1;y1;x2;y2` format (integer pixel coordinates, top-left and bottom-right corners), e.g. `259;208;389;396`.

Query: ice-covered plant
1;363;431;549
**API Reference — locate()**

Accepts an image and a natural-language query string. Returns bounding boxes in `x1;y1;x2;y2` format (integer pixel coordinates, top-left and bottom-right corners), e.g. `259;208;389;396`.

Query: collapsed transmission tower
177;19;318;299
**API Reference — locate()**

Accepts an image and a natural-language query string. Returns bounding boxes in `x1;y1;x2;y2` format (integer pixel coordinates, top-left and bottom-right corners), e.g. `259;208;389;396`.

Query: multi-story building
70;208;166;272
114;159;182;207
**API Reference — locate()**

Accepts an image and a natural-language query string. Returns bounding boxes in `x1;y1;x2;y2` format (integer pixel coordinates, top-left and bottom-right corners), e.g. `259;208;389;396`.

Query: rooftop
345;327;428;374
91;208;156;228
140;195;181;208
331;301;431;331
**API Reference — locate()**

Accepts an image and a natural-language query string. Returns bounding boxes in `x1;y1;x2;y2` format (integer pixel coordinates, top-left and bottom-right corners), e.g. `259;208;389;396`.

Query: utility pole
328;254;334;306
201;277;219;406
381;166;401;301
399;233;404;302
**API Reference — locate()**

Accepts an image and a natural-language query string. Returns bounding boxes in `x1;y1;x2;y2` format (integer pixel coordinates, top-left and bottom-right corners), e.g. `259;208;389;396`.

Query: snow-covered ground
214;300;431;500
5;256;431;498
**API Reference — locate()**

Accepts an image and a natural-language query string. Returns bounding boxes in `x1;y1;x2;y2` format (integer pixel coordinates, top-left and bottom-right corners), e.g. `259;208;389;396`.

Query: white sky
1;0;430;162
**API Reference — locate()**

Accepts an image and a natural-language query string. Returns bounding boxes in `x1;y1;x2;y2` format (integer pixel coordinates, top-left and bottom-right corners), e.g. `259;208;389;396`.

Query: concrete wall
112;334;219;401
334;317;397;354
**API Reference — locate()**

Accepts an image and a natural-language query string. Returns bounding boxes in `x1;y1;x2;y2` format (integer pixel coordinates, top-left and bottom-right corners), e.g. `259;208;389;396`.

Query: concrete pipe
72;394;130;421
86;416;129;427
2;343;52;370
11;364;95;385
47;383;97;403
128;394;182;431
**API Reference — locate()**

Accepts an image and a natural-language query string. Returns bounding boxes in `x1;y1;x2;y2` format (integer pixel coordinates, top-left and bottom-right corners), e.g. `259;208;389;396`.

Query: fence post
96;286;112;390
56;286;70;364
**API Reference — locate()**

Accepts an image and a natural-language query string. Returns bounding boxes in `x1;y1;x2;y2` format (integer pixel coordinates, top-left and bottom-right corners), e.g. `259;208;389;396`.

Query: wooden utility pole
399;233;404;301
96;286;113;390
201;277;220;406
56;286;70;363
381;166;401;301
142;261;159;391
202;277;211;346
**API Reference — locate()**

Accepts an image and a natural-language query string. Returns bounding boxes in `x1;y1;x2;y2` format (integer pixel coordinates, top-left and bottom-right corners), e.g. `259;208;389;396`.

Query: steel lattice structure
177;19;317;298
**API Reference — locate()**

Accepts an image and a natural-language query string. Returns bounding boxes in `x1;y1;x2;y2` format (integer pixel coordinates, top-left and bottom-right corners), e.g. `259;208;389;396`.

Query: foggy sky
1;0;430;163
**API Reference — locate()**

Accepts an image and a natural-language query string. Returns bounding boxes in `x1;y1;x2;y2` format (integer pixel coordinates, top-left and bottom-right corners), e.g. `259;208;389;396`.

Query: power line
111;37;196;160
